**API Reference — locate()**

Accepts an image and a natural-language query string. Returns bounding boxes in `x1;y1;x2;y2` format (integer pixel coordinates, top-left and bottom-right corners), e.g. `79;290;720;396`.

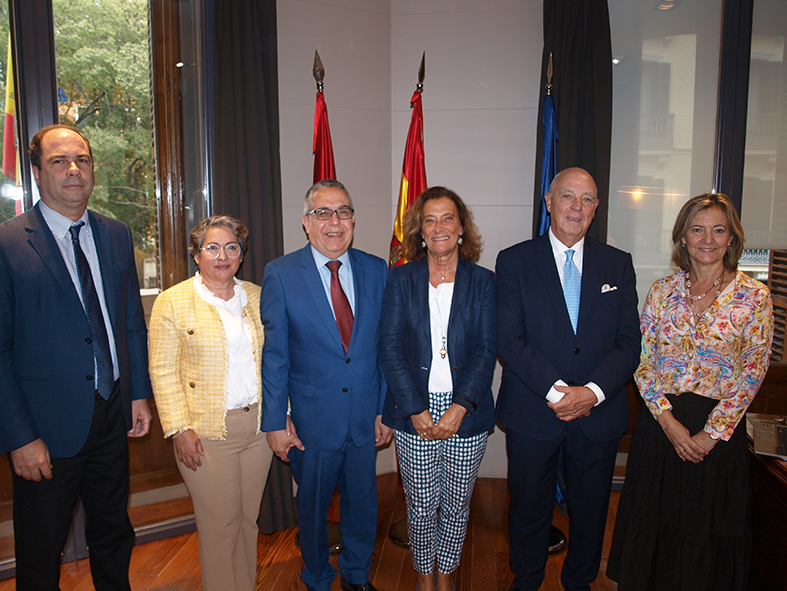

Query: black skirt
607;393;751;591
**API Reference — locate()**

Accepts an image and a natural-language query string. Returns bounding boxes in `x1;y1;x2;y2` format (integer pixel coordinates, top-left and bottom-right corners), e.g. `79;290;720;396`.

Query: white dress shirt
545;229;605;406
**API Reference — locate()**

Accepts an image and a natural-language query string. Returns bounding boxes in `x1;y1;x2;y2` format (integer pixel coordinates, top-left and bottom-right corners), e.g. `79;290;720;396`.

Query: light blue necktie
563;249;580;333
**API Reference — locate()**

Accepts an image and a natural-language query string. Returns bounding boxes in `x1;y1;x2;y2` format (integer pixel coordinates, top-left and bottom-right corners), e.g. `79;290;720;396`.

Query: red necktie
326;260;354;354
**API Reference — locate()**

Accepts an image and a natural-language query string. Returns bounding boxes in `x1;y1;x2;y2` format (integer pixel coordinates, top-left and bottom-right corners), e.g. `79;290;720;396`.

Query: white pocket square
601;284;618;293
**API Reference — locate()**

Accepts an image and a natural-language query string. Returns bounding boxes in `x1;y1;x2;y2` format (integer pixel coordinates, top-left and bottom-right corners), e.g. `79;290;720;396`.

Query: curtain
212;0;295;533
533;0;614;242
212;0;283;283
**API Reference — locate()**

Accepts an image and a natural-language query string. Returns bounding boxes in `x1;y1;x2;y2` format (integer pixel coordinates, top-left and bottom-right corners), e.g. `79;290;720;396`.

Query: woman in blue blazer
381;187;497;591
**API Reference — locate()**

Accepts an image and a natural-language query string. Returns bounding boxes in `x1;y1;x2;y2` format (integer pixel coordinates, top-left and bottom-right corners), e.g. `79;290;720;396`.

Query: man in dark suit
261;179;393;591
496;167;640;591
0;125;153;590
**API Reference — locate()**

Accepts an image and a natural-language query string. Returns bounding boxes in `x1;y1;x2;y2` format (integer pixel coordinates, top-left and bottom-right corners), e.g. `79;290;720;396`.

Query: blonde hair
670;193;744;272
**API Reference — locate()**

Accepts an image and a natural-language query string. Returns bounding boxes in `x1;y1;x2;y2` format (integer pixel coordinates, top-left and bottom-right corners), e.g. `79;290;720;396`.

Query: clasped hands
657;410;717;464
547;385;596;422
411;404;467;441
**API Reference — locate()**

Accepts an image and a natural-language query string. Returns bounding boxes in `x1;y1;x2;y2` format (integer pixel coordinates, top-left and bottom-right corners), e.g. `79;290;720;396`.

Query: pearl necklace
685;270;724;320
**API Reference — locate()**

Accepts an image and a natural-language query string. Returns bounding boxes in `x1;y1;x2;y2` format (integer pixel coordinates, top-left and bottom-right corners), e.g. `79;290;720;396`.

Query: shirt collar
39;201;90;240
548;228;585;259
310;244;351;270
193;272;247;309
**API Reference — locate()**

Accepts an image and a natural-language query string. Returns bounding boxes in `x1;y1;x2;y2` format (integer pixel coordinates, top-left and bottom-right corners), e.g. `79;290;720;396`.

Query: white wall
277;0;543;478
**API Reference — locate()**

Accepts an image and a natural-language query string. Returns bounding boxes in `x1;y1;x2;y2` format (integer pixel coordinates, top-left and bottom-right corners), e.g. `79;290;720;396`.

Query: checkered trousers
394;390;488;575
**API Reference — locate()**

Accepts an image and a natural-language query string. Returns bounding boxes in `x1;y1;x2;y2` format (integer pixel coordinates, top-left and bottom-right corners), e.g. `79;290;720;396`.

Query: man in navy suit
261;179;393;591
0;125;152;589
496;168;640;591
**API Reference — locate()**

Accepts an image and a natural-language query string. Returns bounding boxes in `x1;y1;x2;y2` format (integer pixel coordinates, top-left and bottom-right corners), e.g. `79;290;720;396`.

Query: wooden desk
750;445;787;590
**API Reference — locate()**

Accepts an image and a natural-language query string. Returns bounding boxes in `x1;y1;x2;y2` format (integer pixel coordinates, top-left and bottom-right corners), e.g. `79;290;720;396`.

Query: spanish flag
3;35;17;182
312;90;336;183
389;89;426;267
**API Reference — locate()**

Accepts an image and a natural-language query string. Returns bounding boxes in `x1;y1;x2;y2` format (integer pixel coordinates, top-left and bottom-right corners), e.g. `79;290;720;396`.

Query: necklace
685;270;724;301
433;286;450;359
685;270;724;321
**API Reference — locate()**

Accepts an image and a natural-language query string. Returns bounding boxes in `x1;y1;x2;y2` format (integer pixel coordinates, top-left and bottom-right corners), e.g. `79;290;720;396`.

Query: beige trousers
177;404;273;591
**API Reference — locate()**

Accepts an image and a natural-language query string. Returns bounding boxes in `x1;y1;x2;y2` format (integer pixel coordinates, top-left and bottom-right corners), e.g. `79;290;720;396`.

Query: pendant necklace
434;288;448;360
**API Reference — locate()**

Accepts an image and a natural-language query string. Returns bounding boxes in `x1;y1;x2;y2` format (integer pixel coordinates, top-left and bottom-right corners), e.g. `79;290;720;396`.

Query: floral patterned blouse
635;270;774;441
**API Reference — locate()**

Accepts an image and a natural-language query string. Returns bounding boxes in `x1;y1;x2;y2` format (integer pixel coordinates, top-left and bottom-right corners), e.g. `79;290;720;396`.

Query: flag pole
312;50;337;184
387;52;428;550
388;52;427;268
293;50;342;555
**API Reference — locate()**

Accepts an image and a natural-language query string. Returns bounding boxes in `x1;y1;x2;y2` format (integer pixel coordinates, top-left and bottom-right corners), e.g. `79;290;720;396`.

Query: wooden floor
0;473;619;591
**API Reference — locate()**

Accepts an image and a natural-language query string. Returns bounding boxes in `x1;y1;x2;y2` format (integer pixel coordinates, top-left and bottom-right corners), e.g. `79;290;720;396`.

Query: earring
458;235;463;245
421;240;426;248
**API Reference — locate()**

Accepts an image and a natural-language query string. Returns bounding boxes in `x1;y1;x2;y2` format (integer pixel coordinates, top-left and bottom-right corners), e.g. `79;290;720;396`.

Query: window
741;0;787;251
52;0;158;289
608;0;722;304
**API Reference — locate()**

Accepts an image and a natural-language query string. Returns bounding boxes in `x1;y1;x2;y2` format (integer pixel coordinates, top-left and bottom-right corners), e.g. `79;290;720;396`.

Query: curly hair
189;214;250;260
670;192;744;272
401;186;483;263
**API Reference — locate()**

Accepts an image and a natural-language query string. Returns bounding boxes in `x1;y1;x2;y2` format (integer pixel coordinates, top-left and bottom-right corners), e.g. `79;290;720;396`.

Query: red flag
389;90;426;267
312;91;336;183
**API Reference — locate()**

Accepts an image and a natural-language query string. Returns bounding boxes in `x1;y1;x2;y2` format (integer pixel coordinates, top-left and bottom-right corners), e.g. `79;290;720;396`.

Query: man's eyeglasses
200;243;242;259
306;207;354;221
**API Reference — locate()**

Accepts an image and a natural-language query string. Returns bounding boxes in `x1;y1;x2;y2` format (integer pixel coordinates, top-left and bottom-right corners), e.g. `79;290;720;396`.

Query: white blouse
193;274;258;409
428;281;454;393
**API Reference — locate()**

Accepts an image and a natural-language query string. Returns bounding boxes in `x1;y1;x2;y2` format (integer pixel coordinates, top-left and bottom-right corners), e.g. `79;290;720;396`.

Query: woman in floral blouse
607;193;773;591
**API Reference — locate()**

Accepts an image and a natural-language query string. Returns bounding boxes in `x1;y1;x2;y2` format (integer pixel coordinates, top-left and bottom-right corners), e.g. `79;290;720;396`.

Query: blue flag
537;94;557;237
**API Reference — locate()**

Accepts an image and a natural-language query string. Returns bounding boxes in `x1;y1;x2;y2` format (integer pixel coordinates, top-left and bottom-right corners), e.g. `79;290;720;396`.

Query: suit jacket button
187;328;194;335
574;348;581;354
87;375;93;381
346;358;351;364
451;366;458;372
189;381;196;388
342;387;348;393
85;337;92;344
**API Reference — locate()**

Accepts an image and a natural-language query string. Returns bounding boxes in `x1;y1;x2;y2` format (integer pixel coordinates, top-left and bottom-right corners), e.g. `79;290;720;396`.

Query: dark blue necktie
69;222;114;400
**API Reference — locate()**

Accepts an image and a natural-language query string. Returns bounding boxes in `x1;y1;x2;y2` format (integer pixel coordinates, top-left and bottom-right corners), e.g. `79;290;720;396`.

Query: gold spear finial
546;52;553;95
313;50;325;92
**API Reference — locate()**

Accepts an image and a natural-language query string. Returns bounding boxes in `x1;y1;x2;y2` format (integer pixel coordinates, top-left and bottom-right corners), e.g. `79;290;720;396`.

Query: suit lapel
533;234;574;334
348;249;364;348
449;259;469;329
413;259;431;347
26;205;84;311
90;212;117;328
299;245;345;352
577;238;602;335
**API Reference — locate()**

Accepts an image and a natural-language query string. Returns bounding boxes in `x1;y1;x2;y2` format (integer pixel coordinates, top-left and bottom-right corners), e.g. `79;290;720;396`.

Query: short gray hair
188;214;249;258
303;179;353;216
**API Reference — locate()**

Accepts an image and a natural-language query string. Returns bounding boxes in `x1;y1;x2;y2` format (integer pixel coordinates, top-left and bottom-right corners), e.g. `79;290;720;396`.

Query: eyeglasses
200;243;242;259
306;207;354;221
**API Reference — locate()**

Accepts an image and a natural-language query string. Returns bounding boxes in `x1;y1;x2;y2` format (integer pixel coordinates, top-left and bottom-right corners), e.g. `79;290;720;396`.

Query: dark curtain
212;0;283;283
212;0;296;533
533;0;613;242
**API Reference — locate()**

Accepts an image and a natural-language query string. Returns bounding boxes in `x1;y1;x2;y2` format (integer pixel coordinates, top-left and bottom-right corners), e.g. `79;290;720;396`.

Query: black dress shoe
339;578;378;591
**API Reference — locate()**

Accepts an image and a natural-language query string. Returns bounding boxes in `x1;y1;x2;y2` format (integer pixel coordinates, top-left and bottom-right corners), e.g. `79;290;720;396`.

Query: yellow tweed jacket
148;277;263;439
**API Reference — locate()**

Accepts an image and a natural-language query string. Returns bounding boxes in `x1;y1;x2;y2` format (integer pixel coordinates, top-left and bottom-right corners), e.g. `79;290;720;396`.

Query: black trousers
506;423;619;591
10;383;134;591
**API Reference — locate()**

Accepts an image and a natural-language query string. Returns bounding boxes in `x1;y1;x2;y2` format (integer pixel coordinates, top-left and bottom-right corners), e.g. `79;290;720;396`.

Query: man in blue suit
496;168;640;591
0;125;153;589
261;179;392;591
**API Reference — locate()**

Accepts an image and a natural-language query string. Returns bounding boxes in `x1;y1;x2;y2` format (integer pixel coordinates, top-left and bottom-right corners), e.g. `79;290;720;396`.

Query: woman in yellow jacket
149;215;272;591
